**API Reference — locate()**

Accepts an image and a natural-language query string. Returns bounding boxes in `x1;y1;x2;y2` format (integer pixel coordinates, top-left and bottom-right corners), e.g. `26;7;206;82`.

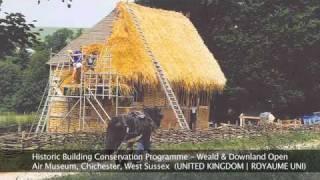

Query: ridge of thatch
103;3;226;92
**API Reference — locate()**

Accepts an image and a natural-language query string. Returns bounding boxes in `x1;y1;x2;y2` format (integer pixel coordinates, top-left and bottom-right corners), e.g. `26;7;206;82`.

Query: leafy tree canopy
0;13;39;58
44;28;74;53
137;0;320;120
0;1;79;112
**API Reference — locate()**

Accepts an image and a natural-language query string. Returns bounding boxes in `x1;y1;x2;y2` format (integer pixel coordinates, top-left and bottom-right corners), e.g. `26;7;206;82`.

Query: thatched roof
104;3;226;92
49;3;226;93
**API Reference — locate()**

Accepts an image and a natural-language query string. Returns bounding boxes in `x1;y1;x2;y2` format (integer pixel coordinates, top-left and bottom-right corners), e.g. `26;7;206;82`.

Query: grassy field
49;131;320;180
0;112;34;127
155;131;320;150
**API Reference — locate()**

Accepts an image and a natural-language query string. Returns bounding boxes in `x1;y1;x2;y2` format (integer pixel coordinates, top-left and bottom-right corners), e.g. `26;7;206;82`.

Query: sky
0;0;119;28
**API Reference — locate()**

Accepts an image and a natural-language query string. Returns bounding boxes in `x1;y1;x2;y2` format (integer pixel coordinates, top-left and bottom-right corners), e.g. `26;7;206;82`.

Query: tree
0;3;77;113
207;0;320;117
137;0;320;120
0;61;21;111
74;28;83;39
14;26;76;113
0;13;39;58
45;28;74;53
15;25;79;112
0;1;41;112
15;50;49;112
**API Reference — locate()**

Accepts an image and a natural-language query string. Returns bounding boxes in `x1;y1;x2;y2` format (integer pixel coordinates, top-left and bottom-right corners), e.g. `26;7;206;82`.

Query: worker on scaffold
68;49;83;83
87;52;97;71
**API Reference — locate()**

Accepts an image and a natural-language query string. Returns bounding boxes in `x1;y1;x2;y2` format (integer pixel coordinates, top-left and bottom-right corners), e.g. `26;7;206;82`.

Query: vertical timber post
82;94;86;131
79;51;83;131
115;75;119;116
239;113;244;127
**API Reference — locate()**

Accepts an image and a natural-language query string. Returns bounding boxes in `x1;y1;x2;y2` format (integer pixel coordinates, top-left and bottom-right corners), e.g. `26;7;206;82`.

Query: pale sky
0;0;120;28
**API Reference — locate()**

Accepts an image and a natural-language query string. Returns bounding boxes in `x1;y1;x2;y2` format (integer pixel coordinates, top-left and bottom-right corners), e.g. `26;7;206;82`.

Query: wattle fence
1;124;320;151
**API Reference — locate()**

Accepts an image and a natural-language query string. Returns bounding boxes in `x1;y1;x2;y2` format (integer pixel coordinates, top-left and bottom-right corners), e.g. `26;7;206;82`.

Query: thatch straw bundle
82;43;104;55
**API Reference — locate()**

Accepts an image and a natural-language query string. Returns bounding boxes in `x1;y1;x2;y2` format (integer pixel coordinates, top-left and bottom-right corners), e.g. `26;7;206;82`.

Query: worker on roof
68;49;83;83
87;52;97;70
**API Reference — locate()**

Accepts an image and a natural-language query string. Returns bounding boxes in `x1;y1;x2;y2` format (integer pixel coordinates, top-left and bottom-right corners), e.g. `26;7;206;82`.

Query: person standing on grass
189;106;197;131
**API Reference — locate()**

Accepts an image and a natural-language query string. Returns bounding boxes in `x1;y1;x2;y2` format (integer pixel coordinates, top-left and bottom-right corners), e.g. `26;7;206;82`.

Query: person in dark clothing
87;52;97;70
189;106;197;131
105;108;163;152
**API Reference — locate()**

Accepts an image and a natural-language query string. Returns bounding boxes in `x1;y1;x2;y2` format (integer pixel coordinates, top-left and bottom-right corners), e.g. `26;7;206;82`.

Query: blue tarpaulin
303;114;320;125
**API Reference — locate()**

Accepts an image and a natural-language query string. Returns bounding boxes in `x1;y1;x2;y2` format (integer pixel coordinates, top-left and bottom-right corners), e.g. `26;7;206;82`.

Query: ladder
126;5;190;130
33;63;65;134
50;62;65;96
34;89;51;133
28;82;49;134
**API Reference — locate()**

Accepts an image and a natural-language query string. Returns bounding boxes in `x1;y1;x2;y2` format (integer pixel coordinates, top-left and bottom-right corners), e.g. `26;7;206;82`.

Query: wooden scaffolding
29;49;134;134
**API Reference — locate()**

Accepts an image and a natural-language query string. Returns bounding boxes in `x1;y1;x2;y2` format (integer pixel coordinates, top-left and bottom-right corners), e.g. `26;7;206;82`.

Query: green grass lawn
155;131;320;150
50;131;320;180
0;112;34;127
